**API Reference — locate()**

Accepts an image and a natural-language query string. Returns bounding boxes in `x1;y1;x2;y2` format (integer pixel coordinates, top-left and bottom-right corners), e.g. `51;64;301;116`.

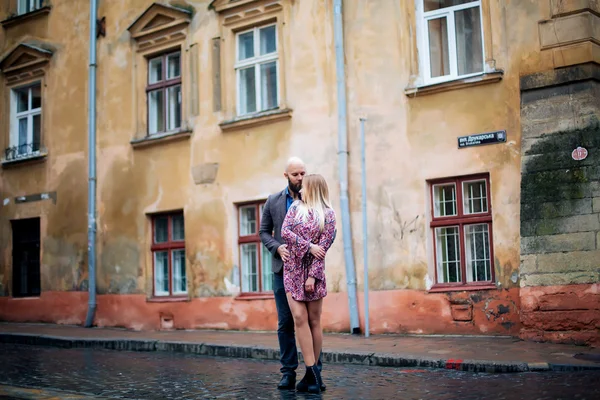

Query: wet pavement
0;343;599;399
3;322;600;372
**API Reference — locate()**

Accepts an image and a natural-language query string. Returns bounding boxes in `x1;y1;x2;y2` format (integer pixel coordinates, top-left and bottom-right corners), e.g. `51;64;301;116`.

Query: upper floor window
235;24;279;116
18;0;43;15
238;202;273;293
430;174;494;288
147;51;182;135
10;83;42;158
419;0;484;85
151;212;187;297
1;43;52;163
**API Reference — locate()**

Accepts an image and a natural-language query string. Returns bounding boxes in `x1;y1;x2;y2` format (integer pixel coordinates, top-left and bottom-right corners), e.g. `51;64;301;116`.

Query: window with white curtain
18;0;43;15
235;24;279;116
10;83;42;158
238;202;273;294
429;174;494;287
147;51;182;135
151;212;187;297
419;0;484;85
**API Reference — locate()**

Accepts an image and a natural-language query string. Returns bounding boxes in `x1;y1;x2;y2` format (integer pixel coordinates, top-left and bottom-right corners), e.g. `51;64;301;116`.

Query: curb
0;384;110;400
2;333;599;374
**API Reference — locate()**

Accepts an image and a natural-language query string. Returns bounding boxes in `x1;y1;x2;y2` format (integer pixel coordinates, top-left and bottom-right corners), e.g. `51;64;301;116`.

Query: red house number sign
572;147;588;161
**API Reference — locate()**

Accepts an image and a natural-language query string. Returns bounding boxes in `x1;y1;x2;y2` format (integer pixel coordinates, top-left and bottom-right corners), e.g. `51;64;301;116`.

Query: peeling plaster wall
0;1;561;336
0;0;90;295
340;0;541;296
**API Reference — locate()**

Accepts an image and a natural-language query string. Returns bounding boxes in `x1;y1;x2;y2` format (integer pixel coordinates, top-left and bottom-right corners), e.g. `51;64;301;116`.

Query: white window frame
462;178;488;215
18;0;43;15
235;24;280;116
154;251;170;297
239;204;258;236
432;182;458;218
259;203;272;291
10;82;42;158
240;243;259;292
464;222;491;282
435;225;462;283
171;249;187;295
417;0;485;85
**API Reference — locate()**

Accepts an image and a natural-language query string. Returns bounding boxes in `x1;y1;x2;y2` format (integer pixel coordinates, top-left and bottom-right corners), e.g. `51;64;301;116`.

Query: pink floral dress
281;201;337;302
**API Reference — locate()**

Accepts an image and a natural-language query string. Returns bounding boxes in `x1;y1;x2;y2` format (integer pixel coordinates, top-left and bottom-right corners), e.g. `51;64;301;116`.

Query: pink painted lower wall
0;288;521;336
520;283;600;347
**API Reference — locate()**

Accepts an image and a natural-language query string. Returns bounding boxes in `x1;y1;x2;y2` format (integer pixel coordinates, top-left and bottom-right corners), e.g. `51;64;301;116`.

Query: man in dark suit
259;157;326;391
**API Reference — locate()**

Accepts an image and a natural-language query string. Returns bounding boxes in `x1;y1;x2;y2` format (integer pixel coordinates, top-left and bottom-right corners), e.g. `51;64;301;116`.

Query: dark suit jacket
259;189;288;274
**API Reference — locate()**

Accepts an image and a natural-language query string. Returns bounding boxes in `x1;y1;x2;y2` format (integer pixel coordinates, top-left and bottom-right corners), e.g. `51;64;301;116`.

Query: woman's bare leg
307;299;323;363
286;293;316;366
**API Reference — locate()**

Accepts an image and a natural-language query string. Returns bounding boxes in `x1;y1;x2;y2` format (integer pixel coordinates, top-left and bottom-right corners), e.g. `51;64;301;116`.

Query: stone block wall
519;63;600;346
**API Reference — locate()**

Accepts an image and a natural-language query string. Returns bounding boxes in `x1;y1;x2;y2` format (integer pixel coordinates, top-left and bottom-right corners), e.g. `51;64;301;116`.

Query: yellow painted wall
0;0;567;330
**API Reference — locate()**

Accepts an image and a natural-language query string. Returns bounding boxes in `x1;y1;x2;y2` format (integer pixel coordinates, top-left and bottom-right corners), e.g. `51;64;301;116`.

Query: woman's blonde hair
296;174;332;231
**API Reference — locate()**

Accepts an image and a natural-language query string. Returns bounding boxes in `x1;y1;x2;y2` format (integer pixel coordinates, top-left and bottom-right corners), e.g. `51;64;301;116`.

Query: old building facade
0;0;598;345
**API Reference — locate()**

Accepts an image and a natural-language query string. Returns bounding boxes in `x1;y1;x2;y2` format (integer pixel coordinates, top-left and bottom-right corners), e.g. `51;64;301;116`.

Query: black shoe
296;374;327;391
297;366;321;394
316;365;326;391
278;374;296;390
295;372;309;392
308;365;322;394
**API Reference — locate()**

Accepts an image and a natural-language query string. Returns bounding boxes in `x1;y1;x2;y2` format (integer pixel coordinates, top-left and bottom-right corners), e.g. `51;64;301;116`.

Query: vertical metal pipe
333;0;360;334
360;118;369;338
85;0;98;328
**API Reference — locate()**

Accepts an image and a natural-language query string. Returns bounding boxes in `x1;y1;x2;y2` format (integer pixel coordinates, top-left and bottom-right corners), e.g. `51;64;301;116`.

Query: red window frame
429;173;495;291
146;50;182;135
151;211;186;298
237;200;273;298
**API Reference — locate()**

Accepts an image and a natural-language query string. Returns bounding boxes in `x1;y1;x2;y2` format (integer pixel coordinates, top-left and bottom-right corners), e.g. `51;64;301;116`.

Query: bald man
259;157;326;391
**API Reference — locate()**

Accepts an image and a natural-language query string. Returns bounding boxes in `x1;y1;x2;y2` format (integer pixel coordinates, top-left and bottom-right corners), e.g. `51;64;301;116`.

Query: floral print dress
281;200;337;302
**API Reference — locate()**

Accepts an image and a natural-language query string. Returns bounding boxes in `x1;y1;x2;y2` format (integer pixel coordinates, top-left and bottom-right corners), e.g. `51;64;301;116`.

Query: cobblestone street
1;344;599;399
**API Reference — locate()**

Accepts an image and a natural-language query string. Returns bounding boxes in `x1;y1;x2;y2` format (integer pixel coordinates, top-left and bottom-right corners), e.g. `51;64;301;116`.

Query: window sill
1;6;52;28
219;108;293;132
405;71;504;97
235;292;275;301
428;284;497;293
131;129;192;149
1;151;48;168
147;296;190;303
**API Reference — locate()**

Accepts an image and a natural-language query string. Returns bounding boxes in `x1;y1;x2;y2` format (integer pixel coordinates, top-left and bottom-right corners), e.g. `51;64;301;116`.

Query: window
235;24;279;116
151;212;187;297
147;51;182;135
18;0;43;15
419;0;484;84
238;202;273;293
10;83;41;158
430;174;494;287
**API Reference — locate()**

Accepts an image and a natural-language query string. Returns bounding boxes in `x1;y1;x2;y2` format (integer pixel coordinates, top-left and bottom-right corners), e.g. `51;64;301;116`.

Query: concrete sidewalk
1;322;599;374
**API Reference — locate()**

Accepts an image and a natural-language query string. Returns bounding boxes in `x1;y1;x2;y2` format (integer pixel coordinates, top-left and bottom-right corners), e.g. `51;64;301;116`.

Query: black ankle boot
295;368;310;392
308;365;322;394
296;365;321;394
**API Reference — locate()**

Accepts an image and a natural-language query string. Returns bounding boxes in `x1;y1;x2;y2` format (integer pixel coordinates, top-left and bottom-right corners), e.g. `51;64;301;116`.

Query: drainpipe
360;118;369;338
85;0;98;328
333;0;360;334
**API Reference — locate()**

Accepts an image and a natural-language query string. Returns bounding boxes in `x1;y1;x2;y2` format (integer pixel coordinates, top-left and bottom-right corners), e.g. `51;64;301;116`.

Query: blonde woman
281;174;336;394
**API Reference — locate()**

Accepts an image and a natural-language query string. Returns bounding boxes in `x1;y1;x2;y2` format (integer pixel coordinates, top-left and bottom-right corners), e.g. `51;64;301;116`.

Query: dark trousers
273;272;322;377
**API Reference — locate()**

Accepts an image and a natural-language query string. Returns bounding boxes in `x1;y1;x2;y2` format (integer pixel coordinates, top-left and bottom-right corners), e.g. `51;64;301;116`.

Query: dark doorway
11;218;41;297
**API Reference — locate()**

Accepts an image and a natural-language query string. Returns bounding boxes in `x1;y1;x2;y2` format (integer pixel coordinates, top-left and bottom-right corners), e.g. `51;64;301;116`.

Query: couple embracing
259;157;337;394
